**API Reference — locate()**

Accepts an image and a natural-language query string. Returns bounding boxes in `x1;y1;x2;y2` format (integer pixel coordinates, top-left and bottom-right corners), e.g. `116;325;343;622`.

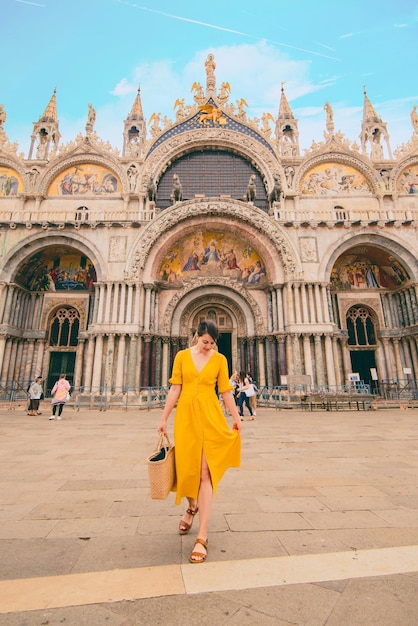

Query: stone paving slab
0;406;417;624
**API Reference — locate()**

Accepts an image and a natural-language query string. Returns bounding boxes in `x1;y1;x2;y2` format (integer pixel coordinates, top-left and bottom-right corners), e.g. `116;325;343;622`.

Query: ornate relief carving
162;277;264;335
128;200;297;281
140;128;281;196
295;153;382;195
109;236;127;262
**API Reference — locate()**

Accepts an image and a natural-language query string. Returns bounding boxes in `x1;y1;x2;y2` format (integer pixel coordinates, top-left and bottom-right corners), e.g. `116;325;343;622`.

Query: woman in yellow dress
158;319;241;563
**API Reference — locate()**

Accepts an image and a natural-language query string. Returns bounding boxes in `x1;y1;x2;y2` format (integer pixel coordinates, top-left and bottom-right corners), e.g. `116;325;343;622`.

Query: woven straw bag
147;434;176;499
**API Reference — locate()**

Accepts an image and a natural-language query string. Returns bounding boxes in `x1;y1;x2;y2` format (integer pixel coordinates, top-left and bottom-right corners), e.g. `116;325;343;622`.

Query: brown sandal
178;506;199;535
189;538;208;563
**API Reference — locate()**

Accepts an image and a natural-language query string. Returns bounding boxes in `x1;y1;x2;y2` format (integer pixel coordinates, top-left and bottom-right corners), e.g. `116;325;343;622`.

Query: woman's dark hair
197;319;219;341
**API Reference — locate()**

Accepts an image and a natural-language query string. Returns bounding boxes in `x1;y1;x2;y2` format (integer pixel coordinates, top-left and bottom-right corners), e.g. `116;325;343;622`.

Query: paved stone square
0;404;417;624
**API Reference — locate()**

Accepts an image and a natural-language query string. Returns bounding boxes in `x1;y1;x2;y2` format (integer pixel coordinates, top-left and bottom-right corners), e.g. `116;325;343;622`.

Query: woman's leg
58;403;64;417
52;404;57;416
245;396;253;416
191;452;213;560
238;392;245;416
179;496;198;531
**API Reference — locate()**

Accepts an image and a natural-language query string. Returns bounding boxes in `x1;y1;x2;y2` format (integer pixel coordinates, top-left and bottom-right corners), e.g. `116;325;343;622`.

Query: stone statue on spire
86;103;96;135
324;102;334;135
205;54;216;95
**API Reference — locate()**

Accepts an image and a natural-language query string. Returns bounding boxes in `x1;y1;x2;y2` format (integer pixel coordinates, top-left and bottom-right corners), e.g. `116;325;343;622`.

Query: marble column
314;334;325;386
392;338;404;381
276;287;284;331
91;334;104;391
104;334;115;390
324;334;336;388
308;284;317;323
257;338;266;387
73;338;85;390
115;334;126;392
162;338;170;386
302;335;313;382
83;335;96;391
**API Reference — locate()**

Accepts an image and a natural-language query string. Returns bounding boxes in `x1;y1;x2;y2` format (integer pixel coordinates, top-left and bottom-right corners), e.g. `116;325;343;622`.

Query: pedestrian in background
50;373;71;420
28;376;43;416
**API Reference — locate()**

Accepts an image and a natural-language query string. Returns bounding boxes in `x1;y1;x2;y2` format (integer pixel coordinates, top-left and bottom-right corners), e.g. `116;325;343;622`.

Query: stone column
257;338;266;386
392;338;404;381
381;338;393;380
302;335;313;381
91;334;104;392
291;333;302;375
141;335;152;387
73;338;85;390
143;285;153;332
126;283;133;324
332;337;342;387
104;334;115;390
341;339;352;386
301;284;309;323
118;283;126;324
162;337;170;386
83;335;95;391
24;339;35;382
92;284;100;323
266;336;275;386
127;334;138;390
409;336;418;380
2;285;15;325
294;283;302;323
112;284;119;324
104;283;112;323
314;284;323;322
322;284;331;323
324;334;336;388
276;287;284;331
0;282;7;322
115;334;126;393
314;334;325;386
0;334;6;379
96;284;105;324
277;336;287;378
308;284;317;323
271;289;277;332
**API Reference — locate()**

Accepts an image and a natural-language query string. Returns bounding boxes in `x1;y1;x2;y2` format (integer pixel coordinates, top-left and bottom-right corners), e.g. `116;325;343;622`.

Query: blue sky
1;0;417;157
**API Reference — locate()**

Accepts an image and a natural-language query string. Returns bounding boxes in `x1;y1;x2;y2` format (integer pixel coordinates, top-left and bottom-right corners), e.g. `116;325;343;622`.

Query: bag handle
155;433;172;452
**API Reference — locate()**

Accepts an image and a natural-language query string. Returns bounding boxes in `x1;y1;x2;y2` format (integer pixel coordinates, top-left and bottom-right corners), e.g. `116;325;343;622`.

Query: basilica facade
1;54;418;395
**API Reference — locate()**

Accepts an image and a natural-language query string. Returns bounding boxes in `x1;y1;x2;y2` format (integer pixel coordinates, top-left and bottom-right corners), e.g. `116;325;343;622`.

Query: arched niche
13;245;97;292
330;244;411;291
300;162;373;195
0;165;23;196
47;163;121;196
156;227;269;288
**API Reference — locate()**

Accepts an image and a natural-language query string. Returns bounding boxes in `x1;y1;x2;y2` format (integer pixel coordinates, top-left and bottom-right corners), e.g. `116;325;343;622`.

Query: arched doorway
46;306;80;392
191;307;233;372
347;305;378;387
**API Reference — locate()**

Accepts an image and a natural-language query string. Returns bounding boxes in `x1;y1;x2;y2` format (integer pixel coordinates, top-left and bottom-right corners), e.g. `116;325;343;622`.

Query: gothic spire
362;86;382;125
128;86;144;121
39;88;58;123
278;83;294;119
276;83;299;157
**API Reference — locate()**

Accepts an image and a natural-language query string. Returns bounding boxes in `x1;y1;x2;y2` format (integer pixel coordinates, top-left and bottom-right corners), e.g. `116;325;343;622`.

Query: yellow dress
170;348;241;504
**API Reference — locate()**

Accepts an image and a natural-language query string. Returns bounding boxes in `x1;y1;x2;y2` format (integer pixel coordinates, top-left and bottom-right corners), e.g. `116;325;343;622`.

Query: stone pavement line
0;545;417;614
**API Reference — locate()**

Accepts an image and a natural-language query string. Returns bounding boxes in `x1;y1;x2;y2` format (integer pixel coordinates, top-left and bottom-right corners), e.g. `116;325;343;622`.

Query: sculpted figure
87;103;96;126
324;101;334;134
191;82;204;104
269;175;282;206
411;105;418;134
147;176;157;202
171;174;183;203
285;166;295;187
0;104;6;128
245;174;256;202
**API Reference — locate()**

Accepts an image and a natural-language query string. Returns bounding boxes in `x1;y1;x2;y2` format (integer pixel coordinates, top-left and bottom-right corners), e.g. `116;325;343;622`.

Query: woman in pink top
50;373;71;420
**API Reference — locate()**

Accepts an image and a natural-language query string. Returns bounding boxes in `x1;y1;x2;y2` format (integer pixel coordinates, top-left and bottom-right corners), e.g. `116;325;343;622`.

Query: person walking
237;371;254;420
49;373;71;420
247;372;258;418
27;376;43;416
157;319;241;563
